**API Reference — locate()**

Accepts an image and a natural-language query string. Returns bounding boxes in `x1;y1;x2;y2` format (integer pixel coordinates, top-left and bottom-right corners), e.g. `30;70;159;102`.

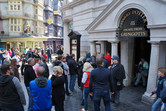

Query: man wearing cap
109;55;126;107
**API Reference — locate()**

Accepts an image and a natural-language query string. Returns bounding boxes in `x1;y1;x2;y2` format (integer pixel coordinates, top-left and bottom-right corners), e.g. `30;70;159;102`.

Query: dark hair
70;54;75;58
96;58;104;66
1;64;10;74
57;55;63;60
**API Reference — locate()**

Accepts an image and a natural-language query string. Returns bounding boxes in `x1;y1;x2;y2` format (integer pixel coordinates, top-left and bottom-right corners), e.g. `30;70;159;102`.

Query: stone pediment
86;0;124;33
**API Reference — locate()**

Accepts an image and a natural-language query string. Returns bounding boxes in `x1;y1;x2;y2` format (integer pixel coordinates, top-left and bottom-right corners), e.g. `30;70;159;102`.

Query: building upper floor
0;0;44;21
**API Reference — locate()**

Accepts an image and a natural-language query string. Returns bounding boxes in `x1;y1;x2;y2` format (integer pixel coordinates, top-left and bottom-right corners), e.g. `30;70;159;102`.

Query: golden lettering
120;32;146;37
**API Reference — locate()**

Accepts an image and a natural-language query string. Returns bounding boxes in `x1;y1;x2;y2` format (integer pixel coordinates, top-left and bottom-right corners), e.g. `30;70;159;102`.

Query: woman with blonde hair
81;62;94;111
51;66;65;111
10;59;20;81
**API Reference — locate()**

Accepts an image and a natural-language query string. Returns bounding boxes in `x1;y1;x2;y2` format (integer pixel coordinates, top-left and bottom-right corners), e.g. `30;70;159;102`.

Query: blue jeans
69;74;76;92
152;98;162;111
26;87;33;111
83;87;93;110
134;72;146;86
47;55;52;63
111;91;120;104
93;90;111;111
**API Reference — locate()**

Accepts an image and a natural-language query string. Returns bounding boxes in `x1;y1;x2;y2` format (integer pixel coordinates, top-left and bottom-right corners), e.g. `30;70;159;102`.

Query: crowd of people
0;47;166;111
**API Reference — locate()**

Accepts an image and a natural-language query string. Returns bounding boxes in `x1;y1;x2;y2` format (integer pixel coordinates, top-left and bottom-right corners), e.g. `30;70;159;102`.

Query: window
8;0;22;11
9;18;22;32
34;21;44;35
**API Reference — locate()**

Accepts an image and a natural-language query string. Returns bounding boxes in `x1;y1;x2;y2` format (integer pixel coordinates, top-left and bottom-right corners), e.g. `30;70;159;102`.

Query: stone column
64;23;70;55
100;41;105;54
142;41;160;103
90;41;96;56
111;41;119;56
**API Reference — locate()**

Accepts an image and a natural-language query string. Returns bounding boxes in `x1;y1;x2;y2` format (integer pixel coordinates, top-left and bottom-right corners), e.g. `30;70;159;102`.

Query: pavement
20;62;152;111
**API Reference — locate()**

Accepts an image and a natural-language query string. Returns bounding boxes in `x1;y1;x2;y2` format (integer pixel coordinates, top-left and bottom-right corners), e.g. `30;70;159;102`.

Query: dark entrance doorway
134;37;151;65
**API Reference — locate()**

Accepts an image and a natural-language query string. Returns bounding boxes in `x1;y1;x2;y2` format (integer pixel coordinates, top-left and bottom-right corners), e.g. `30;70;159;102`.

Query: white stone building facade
62;0;166;103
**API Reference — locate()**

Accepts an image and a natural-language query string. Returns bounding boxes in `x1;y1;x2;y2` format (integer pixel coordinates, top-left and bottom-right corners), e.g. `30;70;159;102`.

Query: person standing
51;66;65;111
40;54;49;78
134;57;149;87
104;51;111;65
12;53;21;68
46;47;52;63
110;55;126;107
26;48;34;59
10;59;21;81
24;58;36;111
68;54;78;93
150;67;166;111
57;48;63;55
82;62;93;111
30;66;52;111
89;58;114;111
61;56;71;96
101;54;109;68
0;64;26;111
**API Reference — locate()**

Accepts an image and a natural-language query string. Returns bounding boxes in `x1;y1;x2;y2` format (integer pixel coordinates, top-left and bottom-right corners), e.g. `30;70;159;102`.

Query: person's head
83;62;93;72
107;51;110;55
141;58;145;62
79;56;85;62
53;66;63;76
22;53;25;57
158;67;166;77
100;54;105;58
36;66;45;77
8;49;11;51
34;58;41;64
62;56;66;62
4;59;11;65
27;58;35;66
111;55;119;64
15;52;19;56
96;58;104;67
5;50;8;54
86;58;92;64
66;54;69;56
29;48;32;52
1;64;11;75
70;54;75;59
42;54;48;62
10;59;17;67
57;55;63;61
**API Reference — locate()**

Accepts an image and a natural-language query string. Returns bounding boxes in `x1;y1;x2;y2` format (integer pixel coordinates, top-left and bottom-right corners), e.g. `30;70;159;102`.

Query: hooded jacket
30;77;52;111
0;75;26;107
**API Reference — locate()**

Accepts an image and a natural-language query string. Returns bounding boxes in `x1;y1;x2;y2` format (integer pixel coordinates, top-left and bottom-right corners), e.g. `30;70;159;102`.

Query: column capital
147;41;160;45
108;40;119;44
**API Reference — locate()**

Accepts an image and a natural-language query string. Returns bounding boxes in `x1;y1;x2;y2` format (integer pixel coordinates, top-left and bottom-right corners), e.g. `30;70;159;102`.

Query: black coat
110;63;126;92
68;58;78;75
51;75;65;105
24;65;36;87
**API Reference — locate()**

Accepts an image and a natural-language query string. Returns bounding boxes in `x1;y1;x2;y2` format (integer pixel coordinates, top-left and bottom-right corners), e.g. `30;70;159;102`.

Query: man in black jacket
24;58;36;111
68;54;78;93
0;64;26;111
109;55;126;107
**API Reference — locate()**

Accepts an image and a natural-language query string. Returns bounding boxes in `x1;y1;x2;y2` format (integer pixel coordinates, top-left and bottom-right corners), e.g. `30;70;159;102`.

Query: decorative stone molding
114;3;153;27
86;0;124;32
155;0;166;4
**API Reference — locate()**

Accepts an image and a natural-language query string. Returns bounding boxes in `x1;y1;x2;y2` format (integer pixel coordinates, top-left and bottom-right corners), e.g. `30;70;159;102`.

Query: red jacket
104;55;111;65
